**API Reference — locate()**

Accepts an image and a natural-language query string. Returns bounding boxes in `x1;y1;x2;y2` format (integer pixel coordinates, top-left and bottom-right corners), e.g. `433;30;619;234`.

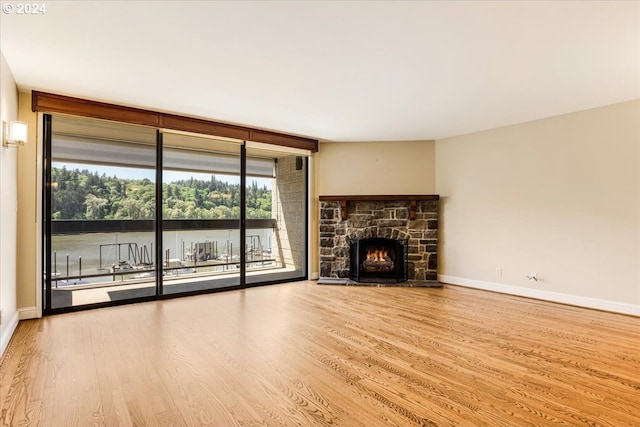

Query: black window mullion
43;114;53;314
240;142;246;288
155;130;164;296
304;157;309;279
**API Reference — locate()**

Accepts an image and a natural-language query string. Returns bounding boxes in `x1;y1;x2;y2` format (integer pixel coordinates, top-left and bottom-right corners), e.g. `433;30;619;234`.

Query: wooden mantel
319;195;439;221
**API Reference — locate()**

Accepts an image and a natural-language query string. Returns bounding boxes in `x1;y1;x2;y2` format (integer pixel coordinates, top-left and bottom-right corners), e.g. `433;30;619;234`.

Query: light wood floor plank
2;282;639;426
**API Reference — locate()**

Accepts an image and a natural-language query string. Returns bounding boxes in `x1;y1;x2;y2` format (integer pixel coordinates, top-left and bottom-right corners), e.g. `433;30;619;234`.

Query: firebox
349;238;407;283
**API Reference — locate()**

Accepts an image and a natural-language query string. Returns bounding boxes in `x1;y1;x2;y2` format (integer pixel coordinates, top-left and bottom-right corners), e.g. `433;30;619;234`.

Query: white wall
436;100;640;315
0;51;19;357
17;91;39;317
315;140;435;196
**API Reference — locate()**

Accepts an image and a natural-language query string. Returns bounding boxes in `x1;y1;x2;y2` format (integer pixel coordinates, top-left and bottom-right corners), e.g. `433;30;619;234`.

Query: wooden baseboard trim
0;311;20;360
439;275;640;317
19;307;38;320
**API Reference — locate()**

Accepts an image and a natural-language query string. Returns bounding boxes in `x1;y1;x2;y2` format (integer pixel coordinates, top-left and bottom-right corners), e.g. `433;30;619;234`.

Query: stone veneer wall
271;156;306;271
319;200;439;283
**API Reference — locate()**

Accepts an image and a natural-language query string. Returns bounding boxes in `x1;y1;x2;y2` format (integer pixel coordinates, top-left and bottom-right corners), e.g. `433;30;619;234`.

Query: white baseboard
439;275;640;317
0;310;20;359
19;306;38;320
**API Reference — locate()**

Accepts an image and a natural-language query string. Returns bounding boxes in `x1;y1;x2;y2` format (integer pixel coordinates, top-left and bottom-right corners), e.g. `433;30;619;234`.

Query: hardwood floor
1;282;639;426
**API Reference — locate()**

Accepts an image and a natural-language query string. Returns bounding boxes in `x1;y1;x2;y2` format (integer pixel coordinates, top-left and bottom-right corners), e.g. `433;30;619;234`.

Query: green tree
84;194;109;219
51;166;271;220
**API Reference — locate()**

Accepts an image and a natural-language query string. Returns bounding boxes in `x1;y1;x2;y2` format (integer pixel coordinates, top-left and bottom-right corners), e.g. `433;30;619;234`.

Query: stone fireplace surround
318;195;440;286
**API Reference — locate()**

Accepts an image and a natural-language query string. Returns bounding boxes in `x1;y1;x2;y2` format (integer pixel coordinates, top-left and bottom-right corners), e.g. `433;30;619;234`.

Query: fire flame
366;248;388;262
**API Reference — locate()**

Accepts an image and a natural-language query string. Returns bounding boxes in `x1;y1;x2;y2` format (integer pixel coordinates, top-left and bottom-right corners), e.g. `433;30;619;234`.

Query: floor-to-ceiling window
161;132;243;294
46;115;158;310
245;143;308;285
43;114;308;313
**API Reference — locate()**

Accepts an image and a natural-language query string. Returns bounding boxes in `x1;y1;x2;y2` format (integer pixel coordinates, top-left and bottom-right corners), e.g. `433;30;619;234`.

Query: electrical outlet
495;267;502;277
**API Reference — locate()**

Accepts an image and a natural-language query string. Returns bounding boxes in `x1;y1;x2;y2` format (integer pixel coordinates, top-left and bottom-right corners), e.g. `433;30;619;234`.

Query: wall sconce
3;120;28;147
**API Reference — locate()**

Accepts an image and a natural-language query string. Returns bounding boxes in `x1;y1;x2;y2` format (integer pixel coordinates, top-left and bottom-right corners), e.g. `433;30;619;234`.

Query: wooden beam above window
32;91;318;152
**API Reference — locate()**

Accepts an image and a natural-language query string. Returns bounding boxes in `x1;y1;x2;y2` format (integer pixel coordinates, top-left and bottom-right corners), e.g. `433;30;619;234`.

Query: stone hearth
318;195;440;287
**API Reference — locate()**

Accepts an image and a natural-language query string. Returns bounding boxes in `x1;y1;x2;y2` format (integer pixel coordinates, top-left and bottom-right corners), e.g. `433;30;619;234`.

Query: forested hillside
52;167;272;220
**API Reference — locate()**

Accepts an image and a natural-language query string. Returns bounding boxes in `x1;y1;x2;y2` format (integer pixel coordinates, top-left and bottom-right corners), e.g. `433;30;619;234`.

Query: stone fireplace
318;195;440;286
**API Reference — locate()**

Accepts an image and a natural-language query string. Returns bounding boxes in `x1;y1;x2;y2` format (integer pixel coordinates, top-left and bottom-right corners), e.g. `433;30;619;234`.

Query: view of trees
52;166;272;220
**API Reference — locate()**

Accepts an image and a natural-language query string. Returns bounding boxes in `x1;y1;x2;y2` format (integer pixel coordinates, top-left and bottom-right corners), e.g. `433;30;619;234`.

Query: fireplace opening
350;238;407;283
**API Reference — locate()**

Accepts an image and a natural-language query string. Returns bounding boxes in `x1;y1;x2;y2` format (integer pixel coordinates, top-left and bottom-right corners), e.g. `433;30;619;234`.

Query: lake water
51;228;273;278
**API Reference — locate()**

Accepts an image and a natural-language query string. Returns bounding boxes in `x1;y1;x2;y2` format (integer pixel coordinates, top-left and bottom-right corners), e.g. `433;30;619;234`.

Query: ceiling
1;1;639;142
